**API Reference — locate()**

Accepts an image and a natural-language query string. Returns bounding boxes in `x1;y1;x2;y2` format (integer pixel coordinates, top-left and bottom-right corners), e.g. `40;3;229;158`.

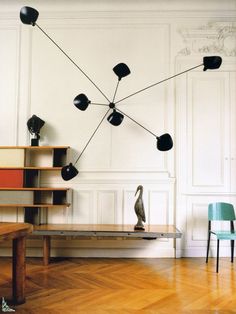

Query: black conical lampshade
20;7;39;26
74;94;91;111
61;163;79;181
156;133;173;151
107;110;124;126
113;63;131;81
203;56;222;71
27;114;45;146
27;115;45;134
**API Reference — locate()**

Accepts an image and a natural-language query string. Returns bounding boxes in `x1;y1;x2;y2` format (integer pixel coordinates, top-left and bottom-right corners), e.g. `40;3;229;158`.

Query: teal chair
206;202;236;272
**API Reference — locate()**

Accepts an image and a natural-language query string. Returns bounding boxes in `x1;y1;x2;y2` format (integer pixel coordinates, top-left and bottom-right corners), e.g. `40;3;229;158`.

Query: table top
33;224;182;239
0;222;33;240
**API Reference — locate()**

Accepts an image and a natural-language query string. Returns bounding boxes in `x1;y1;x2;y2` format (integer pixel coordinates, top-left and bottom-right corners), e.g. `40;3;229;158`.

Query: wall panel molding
187;72;230;191
97;190;118;224
175;56;236;258
0;23;20;145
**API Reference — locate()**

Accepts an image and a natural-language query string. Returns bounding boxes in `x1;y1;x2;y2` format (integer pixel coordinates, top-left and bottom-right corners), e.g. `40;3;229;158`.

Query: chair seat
211;231;236;240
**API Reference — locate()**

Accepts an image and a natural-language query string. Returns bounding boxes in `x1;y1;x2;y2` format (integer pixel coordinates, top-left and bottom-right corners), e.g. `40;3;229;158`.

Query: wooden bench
0;222;33;304
33;224;182;266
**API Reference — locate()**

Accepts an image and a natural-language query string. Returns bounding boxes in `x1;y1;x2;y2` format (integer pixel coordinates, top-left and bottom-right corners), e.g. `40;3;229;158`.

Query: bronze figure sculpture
134;185;146;230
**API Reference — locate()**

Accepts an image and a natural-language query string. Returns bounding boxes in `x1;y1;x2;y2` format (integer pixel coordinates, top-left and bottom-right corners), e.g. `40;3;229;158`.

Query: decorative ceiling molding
178;22;236;57
1;9;236;22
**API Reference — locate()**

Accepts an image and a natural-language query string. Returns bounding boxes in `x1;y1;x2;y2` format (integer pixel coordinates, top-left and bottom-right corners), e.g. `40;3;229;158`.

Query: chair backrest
208;202;236;221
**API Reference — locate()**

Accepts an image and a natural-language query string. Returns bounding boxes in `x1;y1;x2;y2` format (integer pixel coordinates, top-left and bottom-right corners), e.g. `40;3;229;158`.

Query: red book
0;170;24;188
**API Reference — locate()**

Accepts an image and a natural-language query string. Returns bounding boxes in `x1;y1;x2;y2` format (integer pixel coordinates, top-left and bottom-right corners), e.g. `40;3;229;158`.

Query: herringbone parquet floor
1;257;236;313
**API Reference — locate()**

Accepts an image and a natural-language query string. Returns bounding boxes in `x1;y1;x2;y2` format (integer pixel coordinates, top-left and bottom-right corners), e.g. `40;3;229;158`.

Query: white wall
0;0;236;257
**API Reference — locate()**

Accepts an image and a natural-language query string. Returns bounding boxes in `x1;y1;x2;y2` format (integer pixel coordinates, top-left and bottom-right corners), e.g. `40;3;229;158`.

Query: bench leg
43;236;51;266
12;236;26;304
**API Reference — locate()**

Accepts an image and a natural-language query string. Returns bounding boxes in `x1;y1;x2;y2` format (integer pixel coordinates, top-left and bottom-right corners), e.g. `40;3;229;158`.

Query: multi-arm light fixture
20;6;222;181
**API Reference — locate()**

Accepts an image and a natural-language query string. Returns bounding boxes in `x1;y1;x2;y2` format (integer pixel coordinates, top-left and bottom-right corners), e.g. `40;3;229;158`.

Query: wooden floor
1;257;236;313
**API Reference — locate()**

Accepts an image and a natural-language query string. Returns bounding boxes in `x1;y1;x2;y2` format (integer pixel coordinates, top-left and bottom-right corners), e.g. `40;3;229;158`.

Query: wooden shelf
0;167;62;170
0;188;69;191
0;146;69;149
33;224;182;238
0;204;70;208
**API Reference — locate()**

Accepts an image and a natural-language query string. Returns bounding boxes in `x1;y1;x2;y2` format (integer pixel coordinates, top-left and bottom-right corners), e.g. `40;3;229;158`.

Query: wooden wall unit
0;146;71;225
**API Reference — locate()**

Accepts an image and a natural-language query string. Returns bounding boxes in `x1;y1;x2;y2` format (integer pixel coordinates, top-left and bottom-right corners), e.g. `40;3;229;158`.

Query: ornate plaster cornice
178;22;236;56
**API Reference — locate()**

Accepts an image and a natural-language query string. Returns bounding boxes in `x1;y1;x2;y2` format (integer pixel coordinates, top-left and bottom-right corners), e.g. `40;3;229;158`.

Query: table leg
12;236;26;304
43;236;51;266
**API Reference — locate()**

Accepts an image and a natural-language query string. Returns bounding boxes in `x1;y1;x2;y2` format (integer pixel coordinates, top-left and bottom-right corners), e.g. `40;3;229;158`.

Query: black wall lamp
27;114;45;146
20;6;222;180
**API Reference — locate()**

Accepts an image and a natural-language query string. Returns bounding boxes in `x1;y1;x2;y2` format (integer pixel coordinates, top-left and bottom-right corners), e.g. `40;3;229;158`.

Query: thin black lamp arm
112;80;120;103
35;23;111;103
116;108;157;138
115;63;204;105
73;108;111;165
90;102;109;106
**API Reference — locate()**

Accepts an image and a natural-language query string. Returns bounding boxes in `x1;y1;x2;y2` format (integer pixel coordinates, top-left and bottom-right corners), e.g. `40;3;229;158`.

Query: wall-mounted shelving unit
0;146;71;225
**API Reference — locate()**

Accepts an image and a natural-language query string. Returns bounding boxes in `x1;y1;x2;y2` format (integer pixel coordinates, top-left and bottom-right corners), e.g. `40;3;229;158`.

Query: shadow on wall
39;122;59;145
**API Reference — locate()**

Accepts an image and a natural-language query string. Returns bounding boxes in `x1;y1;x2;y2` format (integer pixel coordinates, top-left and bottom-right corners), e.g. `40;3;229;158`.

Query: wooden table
0;222;33;304
33;224;182;266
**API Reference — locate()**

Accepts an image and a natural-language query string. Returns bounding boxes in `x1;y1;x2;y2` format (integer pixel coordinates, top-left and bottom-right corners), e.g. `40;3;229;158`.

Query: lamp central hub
109;102;115;109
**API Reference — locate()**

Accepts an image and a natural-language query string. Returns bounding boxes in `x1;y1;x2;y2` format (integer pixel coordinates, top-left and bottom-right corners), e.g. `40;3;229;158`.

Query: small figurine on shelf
134;185;146;230
27;114;45;146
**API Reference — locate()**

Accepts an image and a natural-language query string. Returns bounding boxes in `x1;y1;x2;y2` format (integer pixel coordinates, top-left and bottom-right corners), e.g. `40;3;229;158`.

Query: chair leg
216;239;220;273
231;240;234;263
206;232;211;263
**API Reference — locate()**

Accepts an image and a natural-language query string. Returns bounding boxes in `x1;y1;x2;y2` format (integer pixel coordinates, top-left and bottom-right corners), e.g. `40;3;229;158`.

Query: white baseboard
0;237;177;258
181;246;233;257
0;247;176;258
